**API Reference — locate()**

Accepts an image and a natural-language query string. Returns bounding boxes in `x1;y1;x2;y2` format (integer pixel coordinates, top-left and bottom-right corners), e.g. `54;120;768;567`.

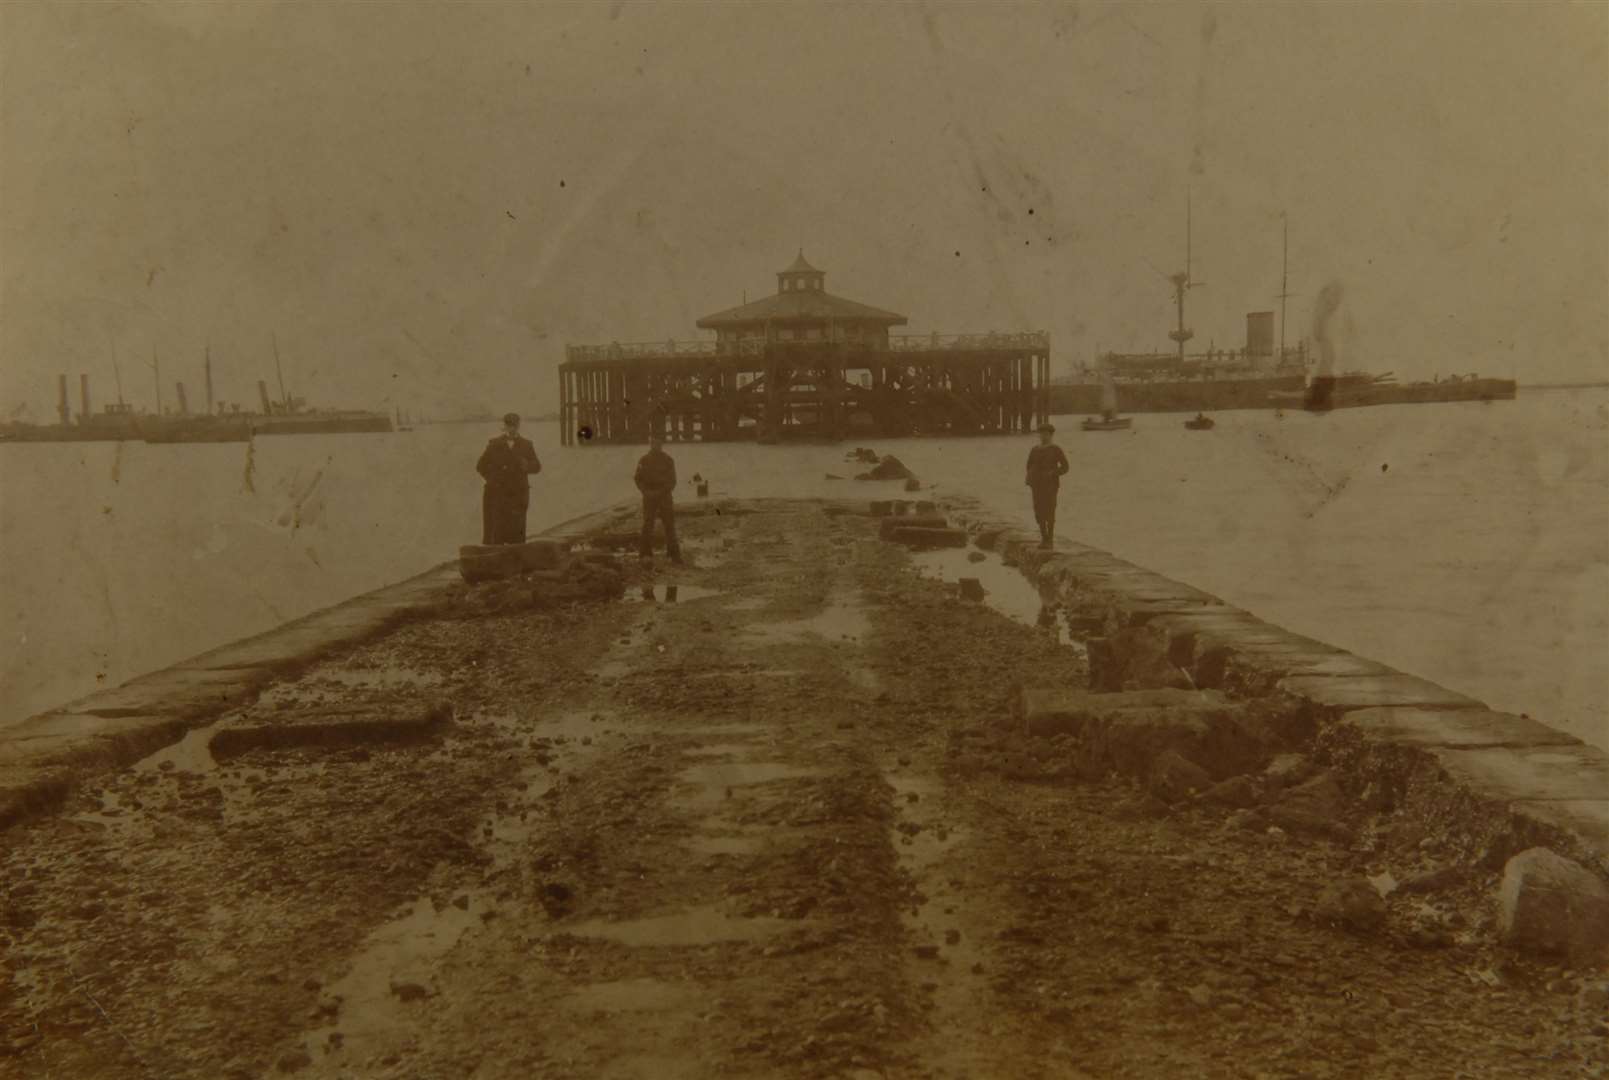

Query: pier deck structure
558;253;1050;445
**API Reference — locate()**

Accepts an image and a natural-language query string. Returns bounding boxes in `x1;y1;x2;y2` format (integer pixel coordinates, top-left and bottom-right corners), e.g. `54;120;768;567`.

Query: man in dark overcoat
476;412;542;544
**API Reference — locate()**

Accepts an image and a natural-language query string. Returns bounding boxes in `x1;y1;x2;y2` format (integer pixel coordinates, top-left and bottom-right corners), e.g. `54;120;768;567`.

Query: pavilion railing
564;331;1049;364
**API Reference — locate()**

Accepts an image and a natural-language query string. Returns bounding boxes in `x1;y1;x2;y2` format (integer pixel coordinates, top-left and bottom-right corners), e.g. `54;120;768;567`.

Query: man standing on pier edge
1025;422;1069;549
635;431;682;565
476;413;542;544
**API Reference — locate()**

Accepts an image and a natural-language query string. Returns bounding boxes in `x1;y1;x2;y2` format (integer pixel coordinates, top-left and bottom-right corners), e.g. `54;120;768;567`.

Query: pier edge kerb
0;499;639;835
943;504;1609;878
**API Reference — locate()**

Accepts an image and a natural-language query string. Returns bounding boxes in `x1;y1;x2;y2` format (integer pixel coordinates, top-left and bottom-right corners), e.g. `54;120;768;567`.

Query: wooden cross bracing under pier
556;335;1052;445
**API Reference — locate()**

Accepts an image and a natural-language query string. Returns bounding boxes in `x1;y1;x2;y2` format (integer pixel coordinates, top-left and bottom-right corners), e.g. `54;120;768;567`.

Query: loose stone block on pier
1014;687;1262;779
886;526;967;549
1499;847;1609;960
0;764;73;830
0;712;185;770
458;539;571;584
210;700;454;760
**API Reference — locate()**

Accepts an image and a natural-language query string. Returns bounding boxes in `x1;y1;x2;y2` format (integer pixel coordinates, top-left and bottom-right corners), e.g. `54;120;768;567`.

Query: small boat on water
1082;369;1132;431
1184;413;1215;430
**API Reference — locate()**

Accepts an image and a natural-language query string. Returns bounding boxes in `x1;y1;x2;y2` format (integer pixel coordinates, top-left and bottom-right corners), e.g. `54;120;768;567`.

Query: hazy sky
2;1;1605;418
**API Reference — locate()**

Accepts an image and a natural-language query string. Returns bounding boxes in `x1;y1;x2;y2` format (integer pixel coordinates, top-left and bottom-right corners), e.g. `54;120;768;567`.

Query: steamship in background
1048;211;1517;416
0;349;394;444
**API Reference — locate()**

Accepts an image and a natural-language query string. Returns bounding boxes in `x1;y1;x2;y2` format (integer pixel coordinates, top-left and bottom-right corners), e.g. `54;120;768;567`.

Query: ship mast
272;332;290;412
1276;213;1292;364
1167;190;1201;365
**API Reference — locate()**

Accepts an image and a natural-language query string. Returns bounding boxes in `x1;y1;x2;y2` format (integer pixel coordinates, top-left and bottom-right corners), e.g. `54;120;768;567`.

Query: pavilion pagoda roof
696;290;907;329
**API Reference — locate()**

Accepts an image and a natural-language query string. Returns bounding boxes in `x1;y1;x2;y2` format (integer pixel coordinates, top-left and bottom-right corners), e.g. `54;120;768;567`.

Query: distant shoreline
423;415;560;426
1518;381;1609;391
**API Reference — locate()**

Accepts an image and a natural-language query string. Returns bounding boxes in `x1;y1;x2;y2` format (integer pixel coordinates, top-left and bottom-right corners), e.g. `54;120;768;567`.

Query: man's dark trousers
640;492;680;560
1031;483;1058;542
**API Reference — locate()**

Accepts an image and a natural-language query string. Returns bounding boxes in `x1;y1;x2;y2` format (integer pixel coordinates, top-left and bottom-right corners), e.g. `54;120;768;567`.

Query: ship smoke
1311;280;1344;377
1305;280;1345;411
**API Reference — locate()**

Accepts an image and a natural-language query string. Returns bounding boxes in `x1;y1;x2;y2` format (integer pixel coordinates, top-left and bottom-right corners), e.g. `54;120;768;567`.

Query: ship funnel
57;375;69;425
257;379;273;414
79;374;90;423
176;382;189;415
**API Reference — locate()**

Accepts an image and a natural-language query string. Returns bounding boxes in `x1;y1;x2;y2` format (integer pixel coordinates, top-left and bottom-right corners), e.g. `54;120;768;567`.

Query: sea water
2;389;1604;750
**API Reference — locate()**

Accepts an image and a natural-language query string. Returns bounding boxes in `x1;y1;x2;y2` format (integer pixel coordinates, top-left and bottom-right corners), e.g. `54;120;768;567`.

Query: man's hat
502;412;520;426
1038;422;1056;433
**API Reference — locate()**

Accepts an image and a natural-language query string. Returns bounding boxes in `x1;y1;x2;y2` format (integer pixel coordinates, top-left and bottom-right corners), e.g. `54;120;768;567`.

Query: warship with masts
0;339;394;443
1047;203;1516;416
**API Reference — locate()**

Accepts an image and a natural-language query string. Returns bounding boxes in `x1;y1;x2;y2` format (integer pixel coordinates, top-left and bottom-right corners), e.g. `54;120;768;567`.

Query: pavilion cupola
777;251;826;294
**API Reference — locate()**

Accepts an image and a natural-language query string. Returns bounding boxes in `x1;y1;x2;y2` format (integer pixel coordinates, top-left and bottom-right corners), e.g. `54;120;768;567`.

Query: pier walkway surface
2;499;1607;1079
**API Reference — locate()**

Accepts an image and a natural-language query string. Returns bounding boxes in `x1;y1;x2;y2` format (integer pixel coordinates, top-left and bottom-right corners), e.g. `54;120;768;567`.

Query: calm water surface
3;390;1605;749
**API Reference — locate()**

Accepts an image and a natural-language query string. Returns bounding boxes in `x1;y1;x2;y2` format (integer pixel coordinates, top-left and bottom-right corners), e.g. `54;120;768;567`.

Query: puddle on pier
566;904;794;947
741;592;871;646
71;786;133;828
725;597;770;612
671;733;806;850
134;722;222;775
308;706;618;1062
481;708;614;849
634;584;723;604
911;548;1080;650
886;773;984;977
671;761;821;812
308;894;483;1065
847;665;881;693
885;769;994;1073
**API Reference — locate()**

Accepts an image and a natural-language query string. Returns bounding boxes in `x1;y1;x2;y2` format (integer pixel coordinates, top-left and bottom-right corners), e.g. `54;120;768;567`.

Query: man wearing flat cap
476;412;542;544
1025;422;1069;549
634;429;682;565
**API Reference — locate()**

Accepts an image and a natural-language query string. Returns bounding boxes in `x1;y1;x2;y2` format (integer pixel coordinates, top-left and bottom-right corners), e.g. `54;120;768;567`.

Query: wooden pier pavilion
558;254;1051;445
